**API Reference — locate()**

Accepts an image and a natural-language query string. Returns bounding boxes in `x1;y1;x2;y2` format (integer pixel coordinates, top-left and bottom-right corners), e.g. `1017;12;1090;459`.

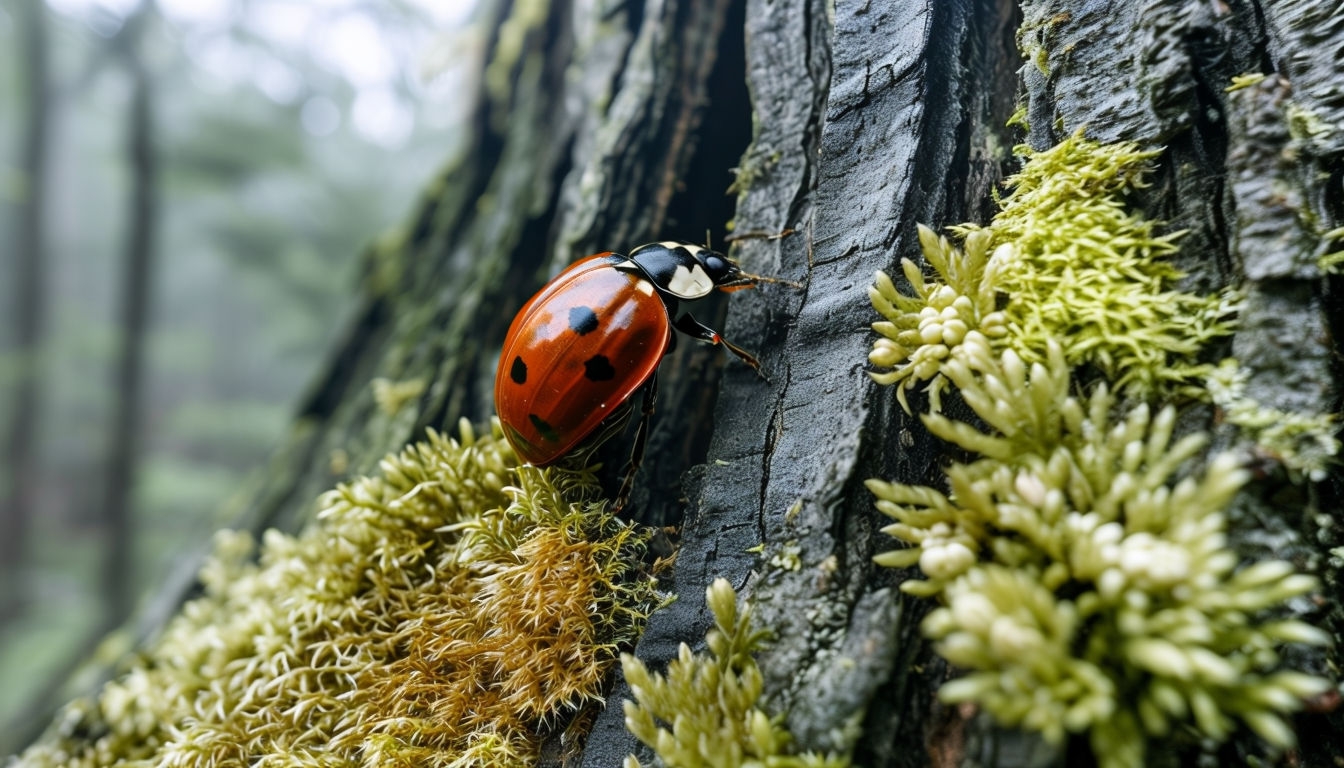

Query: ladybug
495;241;788;493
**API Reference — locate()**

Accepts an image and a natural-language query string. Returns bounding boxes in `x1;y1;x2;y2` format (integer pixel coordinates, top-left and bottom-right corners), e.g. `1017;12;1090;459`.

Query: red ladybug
495;241;783;482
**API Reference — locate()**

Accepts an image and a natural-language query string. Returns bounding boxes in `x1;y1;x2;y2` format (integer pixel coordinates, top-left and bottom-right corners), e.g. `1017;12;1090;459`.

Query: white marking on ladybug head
658;240;706;258
667;264;714;298
634;278;656;296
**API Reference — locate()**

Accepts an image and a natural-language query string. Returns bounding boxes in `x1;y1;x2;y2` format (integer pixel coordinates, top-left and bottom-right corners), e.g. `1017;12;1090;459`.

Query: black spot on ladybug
569;306;599;335
584;354;616;381
529;414;559;443
510;356;527;384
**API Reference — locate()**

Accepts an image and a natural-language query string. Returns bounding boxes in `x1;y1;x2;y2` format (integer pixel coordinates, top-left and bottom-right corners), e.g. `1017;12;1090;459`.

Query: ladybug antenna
738;270;804;289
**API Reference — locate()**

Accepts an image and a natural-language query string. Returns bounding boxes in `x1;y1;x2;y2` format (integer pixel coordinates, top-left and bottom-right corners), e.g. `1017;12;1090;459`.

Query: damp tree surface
20;0;1344;765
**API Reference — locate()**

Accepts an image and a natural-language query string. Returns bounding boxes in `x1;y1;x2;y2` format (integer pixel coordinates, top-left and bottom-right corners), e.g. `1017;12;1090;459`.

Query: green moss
1206;360;1339;482
866;336;1331;767
1318;225;1344;272
768;540;804;572
371;376;427;416
621;579;850;768
1015;10;1073;76
1225;73;1268;93
868;225;1010;412
483;0;549;108
18;420;658;767
865;131;1332;766
1285;101;1335;146
727;150;781;197
869;132;1237;409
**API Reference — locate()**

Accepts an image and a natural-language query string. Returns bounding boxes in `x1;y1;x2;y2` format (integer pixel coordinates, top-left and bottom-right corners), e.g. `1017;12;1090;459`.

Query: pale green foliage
1206;359;1340;481
866;335;1331;768
971;133;1238;397
868;226;1009;412
622;579;850;768
17;420;658;768
869;132;1237;407
1318;225;1344;271
1225;72;1268;92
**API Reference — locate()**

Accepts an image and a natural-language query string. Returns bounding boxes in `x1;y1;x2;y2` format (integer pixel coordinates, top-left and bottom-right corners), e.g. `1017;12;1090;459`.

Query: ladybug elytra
495;241;787;491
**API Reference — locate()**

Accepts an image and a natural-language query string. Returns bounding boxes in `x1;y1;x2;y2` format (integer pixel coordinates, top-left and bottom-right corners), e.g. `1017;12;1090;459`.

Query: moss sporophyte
17;420;660;768
866;135;1333;767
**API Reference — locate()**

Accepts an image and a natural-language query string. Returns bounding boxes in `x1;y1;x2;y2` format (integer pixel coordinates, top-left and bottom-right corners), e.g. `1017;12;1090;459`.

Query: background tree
102;0;158;632
1;0;52;628
0;0;451;751
9;0;1344;765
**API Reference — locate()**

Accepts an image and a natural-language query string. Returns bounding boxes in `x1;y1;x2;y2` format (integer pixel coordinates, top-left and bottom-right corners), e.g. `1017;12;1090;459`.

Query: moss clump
866;334;1331;768
1206;359;1339;482
868;226;1010;412
621;579;850;768
863;128;1332;766
869;132;1237;409
371;376;427;416
18;420;658;768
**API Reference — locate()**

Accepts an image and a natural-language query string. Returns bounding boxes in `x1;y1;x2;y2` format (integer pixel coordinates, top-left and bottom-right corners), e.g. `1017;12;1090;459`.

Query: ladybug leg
672;313;767;381
615;374;658;513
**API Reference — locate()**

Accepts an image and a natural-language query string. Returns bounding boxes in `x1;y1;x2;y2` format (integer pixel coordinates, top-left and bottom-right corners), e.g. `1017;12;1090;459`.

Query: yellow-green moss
864;132;1332;767
868;225;1010;412
1206;359;1339;482
869;132;1237;410
621;579;850;768
1318;224;1344;272
866;337;1329;766
483;0;548;107
371;377;427;416
17;420;658;768
1225;72;1268;93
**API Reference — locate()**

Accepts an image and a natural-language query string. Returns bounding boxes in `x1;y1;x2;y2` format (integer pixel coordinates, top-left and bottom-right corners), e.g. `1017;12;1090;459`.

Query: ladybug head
628;241;746;300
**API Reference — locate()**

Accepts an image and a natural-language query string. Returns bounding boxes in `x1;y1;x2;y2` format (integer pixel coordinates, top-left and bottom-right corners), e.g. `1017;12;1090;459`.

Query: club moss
621;579;851;768
869;131;1238;411
865;134;1333;768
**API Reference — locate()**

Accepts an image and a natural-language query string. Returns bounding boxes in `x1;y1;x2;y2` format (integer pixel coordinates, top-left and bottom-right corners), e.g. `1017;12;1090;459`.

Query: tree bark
15;0;1344;765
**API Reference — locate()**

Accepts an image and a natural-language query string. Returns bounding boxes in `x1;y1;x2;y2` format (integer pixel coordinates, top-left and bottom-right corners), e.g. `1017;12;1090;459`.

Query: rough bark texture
20;0;1344;765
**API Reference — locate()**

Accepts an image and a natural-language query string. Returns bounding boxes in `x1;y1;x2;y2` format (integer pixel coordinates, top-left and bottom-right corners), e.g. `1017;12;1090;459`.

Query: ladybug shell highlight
496;252;672;466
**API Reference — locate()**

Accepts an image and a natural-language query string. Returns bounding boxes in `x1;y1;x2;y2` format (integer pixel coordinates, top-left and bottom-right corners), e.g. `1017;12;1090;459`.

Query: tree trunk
1;0;52;628
14;0;1344;765
103;1;159;632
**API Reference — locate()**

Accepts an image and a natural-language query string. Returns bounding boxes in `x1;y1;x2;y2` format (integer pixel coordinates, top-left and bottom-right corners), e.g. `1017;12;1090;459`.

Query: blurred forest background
0;0;474;751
